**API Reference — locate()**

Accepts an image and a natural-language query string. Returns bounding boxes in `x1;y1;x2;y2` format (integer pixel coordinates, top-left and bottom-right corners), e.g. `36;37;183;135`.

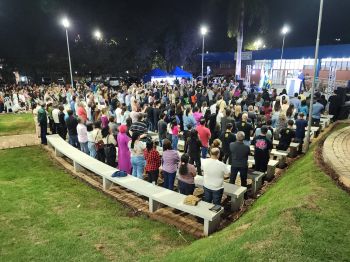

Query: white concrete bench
194;176;247;211
270;149;288;168
47;134;223;236
248;171;265;196
247;156;278;180
272;140;299;158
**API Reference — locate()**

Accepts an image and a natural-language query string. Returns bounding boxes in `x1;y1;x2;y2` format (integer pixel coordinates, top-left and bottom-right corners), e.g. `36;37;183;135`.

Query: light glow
281;25;290;35
61;17;70;28
200;26;208;36
93;30;102;40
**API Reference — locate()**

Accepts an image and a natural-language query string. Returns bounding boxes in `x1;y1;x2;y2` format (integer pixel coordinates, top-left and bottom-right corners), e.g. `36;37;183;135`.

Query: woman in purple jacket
161;139;180;190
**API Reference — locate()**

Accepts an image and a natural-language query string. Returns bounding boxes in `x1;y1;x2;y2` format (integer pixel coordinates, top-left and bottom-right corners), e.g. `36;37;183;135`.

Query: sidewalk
0;134;40;150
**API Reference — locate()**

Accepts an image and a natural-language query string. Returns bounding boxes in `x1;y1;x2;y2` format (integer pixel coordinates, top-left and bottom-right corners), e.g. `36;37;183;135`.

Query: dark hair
266;119;272;126
171;119;177;128
146;139;154;152
185;107;191;116
67;110;73;116
109;116;115;122
163;138;172;151
274;101;281;112
94;121;101;129
301;100;307;106
199;117;206;125
179;154;189;176
101;127;109;138
226;123;233;130
131;132;140;149
86;122;93;132
261;126;268;134
288;120;294;126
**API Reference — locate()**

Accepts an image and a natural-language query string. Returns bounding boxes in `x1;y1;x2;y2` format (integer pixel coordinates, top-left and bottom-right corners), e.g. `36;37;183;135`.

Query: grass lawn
0;113;35;136
164;124;350;261
0;146;194;262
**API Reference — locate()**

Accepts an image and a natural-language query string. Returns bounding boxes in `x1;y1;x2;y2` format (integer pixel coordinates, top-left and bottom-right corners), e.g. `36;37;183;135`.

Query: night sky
0;0;349;61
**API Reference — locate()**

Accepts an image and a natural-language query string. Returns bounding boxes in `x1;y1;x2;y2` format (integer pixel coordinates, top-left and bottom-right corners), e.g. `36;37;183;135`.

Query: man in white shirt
202;147;230;206
76;118;89;155
115;103;123;126
52;105;60;134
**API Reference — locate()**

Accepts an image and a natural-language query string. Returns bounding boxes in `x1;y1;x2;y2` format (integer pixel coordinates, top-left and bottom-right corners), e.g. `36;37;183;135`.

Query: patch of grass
164;126;350;261
0;146;194;262
0;113;35;136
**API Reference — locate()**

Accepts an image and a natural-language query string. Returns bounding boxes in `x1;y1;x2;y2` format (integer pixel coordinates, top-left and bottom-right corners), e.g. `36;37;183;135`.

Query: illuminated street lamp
61;17;74;88
93;30;103;41
279;25;291;84
200;26;208;82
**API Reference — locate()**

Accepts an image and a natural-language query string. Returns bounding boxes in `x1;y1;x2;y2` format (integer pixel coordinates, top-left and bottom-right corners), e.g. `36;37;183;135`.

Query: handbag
94;130;104;151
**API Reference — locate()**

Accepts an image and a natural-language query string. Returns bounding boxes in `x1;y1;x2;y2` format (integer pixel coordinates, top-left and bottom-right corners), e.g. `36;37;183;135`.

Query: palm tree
226;0;268;79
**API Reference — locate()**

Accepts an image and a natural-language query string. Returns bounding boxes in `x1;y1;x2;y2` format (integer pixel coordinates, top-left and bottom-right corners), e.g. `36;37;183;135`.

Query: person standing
102;127;117;167
57;105;67;140
196;118;211;158
221;123;236;164
202;147;230;206
77;118;89;154
252;126;273;173
277;120;296;151
236;113;253;146
178;154;196;195
86;122;96;158
157;113;167;147
66;110;80;148
129;132;146;179
37;102;47;145
295;113;308;153
187;129;202;176
311;99;325;126
171;119;179;150
161;139;180;190
144;140;161;185
117;125;132;174
52;105;60;134
229;131;250;187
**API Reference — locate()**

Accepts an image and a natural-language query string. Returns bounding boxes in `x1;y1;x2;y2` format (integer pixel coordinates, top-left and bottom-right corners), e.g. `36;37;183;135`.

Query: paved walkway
0;134;40;150
323;125;350;188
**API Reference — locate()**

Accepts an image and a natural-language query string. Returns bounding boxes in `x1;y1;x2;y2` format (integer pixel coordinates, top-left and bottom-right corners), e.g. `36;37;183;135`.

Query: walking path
0;134;40;150
323;125;350;188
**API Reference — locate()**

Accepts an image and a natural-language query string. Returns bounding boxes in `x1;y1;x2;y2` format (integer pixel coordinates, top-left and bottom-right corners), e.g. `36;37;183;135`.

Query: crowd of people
0;79;331;206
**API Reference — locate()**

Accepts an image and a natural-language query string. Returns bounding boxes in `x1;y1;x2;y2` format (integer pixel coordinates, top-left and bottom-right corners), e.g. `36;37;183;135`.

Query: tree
226;0;268;79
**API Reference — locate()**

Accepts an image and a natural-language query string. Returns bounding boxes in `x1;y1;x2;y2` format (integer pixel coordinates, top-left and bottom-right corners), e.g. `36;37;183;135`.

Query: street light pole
305;0;324;151
200;26;208;83
65;28;74;88
280;26;290;85
61;17;74;88
201;34;205;81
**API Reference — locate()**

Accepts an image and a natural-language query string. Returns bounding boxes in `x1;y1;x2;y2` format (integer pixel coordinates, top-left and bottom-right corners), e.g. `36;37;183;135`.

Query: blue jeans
69;135;79;148
88;142;97;158
163;171;176;190
172;135;178;150
204;187;224;206
201;147;208;159
131;156;145;179
80;142;89;155
159;136;165;147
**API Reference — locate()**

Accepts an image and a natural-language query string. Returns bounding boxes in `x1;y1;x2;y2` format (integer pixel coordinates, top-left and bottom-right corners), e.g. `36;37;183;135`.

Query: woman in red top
144;140;161;184
261;101;272;121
